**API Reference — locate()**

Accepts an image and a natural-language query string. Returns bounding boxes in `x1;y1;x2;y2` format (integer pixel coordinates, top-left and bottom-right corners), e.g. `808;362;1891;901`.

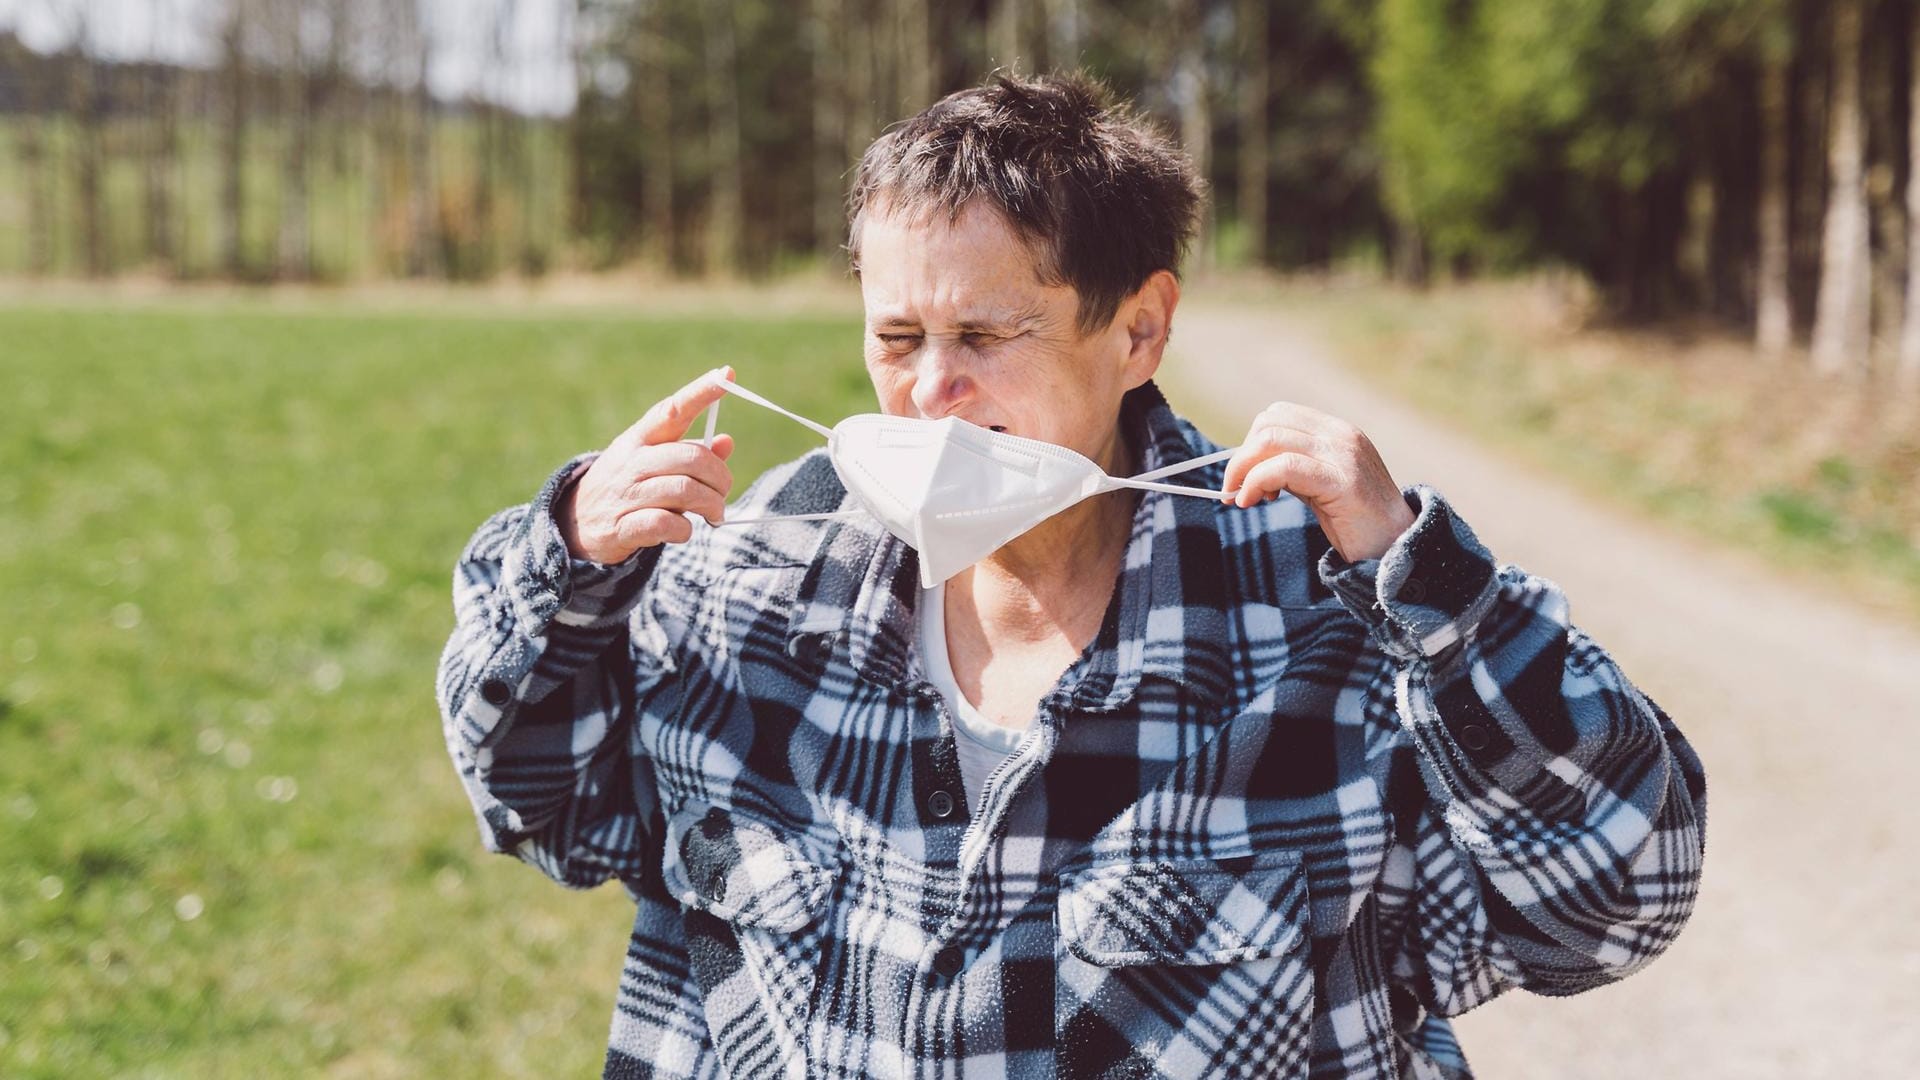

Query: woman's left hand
1220;401;1419;564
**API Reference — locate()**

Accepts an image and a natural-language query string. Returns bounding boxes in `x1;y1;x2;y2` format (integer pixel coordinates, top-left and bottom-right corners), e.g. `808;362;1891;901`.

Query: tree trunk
1175;1;1212;270
1790;3;1830;333
1043;0;1082;71
318;0;350;275
71;39;109;277
220;9;248;278
704;0;745;276
516;113;540;275
636;0;675;270
278;60;312;280
1758;49;1793;354
567;0;593;247
845;1;876;193
368;53;395;275
991;0;1027;74
1236;0;1267;268
1391;216;1428;286
145;47;179;270
1902;5;1920;385
1865;2;1905;358
895;0;933;111
1812;0;1871;376
19;62;52;275
473;13;506;277
812;0;847;262
407;24;439;278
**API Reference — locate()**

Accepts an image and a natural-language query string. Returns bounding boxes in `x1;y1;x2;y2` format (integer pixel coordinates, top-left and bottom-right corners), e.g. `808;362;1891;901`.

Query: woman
438;72;1706;1079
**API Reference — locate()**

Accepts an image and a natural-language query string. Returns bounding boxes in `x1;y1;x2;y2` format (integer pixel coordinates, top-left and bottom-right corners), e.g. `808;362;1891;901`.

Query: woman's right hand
557;368;737;564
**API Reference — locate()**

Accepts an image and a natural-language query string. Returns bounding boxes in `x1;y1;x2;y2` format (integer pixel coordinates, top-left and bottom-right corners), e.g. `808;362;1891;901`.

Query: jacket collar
783;380;1233;715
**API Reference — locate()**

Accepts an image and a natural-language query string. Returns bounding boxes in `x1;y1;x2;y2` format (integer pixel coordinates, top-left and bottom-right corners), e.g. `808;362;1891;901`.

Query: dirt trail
1167;302;1920;1079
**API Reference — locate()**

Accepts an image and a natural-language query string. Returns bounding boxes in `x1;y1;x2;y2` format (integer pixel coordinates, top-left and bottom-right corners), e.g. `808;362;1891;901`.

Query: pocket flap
1056;851;1308;967
662;803;840;933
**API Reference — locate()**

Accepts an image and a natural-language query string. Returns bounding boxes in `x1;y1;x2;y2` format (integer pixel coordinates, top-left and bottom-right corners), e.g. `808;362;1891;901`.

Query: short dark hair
846;71;1206;337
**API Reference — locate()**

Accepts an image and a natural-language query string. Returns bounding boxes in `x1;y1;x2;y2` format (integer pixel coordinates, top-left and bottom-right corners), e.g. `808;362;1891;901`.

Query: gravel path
1165;301;1920;1079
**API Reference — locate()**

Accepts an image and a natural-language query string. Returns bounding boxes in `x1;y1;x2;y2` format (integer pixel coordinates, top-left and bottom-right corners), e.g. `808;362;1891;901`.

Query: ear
1119;269;1181;390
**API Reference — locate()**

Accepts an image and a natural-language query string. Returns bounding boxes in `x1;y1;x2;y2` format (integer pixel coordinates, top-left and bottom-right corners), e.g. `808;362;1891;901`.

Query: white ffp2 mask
700;379;1236;587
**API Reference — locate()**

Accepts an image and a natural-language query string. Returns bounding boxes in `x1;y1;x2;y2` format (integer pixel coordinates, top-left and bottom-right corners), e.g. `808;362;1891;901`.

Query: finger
625;474;729;524
625;441;735;499
623;366;736;448
707;433;736;461
617;507;695;549
1254;400;1355;440
1221;424;1320;499
1234;452;1344;508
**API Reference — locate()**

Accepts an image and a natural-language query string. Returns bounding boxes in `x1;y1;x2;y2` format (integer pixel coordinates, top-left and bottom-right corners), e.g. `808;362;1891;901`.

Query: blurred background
2;0;1918;1076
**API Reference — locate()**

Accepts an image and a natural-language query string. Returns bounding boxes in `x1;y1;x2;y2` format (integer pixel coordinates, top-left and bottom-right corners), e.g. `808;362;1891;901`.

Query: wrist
554;464;592;561
1341;503;1418;563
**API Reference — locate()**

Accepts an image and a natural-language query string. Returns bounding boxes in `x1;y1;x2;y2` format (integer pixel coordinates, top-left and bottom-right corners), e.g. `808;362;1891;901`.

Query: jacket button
932;946;965;978
927;790;957;819
1458;724;1491;752
479;677;512;706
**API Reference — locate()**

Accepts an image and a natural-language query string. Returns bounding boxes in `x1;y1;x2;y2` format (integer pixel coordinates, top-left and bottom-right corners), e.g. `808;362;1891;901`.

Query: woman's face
855;199;1169;475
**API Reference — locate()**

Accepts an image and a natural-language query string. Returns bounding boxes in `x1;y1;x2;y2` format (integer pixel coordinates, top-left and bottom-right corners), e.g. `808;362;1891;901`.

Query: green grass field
0;300;869;1077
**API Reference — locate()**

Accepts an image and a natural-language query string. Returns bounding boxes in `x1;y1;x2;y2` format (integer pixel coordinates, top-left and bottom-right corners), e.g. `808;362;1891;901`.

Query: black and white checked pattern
437;381;1707;1079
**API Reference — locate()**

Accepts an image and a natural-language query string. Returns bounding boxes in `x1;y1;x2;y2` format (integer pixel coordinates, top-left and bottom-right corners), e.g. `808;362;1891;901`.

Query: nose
907;342;976;420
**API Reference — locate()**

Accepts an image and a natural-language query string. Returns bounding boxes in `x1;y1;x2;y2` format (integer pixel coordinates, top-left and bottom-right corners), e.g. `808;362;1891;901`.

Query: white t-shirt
916;581;1031;813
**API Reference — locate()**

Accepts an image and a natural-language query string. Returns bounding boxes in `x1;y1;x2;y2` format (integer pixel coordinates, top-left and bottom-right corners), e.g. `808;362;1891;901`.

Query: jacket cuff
1315;484;1501;666
507;453;662;631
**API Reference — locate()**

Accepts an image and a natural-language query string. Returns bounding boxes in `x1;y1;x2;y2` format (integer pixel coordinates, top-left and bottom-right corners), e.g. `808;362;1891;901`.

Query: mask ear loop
1103;446;1241;498
697;378;866;527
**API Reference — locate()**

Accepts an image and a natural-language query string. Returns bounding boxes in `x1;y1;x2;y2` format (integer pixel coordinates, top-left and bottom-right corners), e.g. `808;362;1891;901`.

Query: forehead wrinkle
869;301;1050;332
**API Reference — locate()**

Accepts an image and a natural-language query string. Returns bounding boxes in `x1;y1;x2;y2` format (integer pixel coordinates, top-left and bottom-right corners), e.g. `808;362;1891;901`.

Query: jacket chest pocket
662;802;843;1080
1055;850;1313;1079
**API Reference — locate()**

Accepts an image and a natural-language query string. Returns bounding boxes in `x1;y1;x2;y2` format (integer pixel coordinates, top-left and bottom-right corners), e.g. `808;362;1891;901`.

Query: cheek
862;353;915;412
1017;338;1116;401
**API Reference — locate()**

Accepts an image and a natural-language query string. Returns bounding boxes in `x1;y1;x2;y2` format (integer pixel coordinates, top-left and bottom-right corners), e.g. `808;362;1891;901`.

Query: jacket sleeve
1318;483;1708;1011
435;452;682;890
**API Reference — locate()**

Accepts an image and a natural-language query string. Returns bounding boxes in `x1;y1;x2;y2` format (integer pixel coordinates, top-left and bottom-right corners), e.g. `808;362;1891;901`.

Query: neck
945;424;1139;644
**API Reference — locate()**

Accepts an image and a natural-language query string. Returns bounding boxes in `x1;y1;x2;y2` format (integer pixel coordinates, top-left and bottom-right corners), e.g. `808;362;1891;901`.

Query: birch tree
1755;21;1792;355
219;1;250;277
1901;5;1920;384
1812;0;1870;376
145;1;181;270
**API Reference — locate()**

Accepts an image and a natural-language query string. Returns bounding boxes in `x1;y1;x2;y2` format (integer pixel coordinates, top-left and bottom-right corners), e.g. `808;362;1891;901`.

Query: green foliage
0;300;870;1076
1371;0;1518;263
1755;487;1837;540
1369;0;1764;276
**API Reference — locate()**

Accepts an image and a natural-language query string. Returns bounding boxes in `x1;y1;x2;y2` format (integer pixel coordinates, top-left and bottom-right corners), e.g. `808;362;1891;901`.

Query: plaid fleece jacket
437;382;1707;1079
